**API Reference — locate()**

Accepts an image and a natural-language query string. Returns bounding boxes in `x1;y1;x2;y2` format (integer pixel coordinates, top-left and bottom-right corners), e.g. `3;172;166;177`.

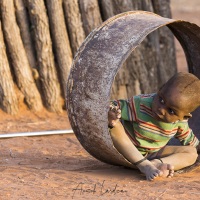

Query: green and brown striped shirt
111;93;199;155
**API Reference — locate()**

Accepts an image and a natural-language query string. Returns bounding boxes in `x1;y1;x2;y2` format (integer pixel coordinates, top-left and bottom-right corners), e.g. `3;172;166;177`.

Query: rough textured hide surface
66;11;200;166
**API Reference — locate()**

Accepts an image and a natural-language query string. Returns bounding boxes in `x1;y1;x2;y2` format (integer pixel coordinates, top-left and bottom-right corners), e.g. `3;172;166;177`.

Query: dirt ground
0;1;200;200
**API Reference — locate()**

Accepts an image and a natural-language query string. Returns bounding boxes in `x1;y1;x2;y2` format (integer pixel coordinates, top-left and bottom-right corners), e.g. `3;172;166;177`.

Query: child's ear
184;113;192;119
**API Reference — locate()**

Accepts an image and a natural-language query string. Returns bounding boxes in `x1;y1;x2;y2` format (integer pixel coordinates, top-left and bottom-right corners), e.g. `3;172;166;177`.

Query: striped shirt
111;93;199;155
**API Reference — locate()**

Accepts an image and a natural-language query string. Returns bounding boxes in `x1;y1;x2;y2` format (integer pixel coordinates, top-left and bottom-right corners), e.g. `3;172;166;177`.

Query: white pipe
0;129;74;139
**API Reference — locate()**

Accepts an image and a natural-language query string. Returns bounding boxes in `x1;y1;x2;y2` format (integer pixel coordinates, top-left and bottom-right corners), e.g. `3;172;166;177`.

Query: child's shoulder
134;93;156;103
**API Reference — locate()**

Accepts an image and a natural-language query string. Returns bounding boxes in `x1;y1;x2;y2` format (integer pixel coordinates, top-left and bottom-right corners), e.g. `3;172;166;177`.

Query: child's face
152;85;192;123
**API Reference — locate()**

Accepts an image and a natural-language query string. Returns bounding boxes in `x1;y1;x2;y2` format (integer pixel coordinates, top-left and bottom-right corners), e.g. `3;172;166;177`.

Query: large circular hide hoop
66;11;200;167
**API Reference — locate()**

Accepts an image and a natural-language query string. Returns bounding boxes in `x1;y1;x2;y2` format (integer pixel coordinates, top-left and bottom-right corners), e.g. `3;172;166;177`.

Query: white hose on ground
0;129;74;139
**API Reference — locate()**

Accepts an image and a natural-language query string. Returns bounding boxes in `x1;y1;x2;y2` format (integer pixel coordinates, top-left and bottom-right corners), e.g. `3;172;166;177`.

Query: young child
108;72;200;181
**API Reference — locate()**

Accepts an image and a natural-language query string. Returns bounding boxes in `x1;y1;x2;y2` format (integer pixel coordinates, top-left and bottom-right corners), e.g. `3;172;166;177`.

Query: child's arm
109;120;164;180
175;125;199;147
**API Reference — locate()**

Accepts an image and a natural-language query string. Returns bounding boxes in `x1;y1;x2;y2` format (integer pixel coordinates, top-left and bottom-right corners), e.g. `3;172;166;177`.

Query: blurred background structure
0;0;177;114
0;0;198;115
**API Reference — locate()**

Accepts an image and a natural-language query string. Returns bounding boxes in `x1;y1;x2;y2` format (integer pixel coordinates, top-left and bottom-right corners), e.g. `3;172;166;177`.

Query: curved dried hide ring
66;11;200;167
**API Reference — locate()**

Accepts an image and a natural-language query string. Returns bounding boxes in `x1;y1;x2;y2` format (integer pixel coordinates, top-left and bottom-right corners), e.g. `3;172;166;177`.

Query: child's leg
150;145;198;171
110;121;173;180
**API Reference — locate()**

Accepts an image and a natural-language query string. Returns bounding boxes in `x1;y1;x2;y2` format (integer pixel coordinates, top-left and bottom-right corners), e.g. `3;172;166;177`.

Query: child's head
152;72;200;123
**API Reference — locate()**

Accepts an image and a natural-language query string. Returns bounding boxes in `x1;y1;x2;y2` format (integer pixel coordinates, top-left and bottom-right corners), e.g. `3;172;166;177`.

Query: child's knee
186;146;198;164
191;147;198;159
187;146;197;153
175;146;198;165
178;145;196;153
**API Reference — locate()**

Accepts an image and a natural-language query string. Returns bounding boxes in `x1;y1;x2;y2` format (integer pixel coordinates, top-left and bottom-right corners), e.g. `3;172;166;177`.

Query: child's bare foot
158;163;174;178
151;159;174;178
137;160;163;181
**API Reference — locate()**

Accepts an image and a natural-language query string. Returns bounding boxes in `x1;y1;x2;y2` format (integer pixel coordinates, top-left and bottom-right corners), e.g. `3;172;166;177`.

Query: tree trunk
79;0;102;36
99;0;141;21
14;0;37;70
0;0;43;112
26;0;63;112
63;0;85;57
46;0;73;98
151;0;177;84
14;0;41;92
98;0;114;20
0;21;19;114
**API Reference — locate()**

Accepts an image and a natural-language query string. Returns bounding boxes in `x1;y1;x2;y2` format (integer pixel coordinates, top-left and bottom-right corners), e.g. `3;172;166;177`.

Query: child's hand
108;104;121;128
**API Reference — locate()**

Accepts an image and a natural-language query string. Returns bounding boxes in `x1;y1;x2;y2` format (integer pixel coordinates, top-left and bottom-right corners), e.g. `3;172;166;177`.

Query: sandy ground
0;1;200;200
0;111;199;200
